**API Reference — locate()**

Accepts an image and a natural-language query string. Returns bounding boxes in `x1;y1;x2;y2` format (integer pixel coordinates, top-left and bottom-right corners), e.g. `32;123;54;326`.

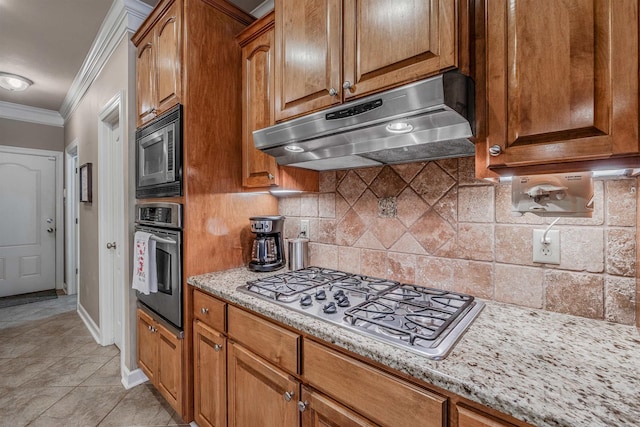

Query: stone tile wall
278;158;638;325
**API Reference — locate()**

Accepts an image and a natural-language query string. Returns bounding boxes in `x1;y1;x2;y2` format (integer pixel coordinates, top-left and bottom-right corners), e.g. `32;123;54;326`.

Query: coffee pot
248;216;285;272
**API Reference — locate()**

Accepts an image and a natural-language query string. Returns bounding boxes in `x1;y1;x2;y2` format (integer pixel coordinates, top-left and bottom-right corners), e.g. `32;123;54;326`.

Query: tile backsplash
278;158;637;325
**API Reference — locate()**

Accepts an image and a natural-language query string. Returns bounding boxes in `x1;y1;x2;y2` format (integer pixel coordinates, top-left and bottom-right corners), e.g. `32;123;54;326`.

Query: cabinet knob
213;344;222;352
297;401;308;412
200;307;209;314
268;173;274;180
283;391;295;402
148;325;152;331
489;145;502;156
342;80;353;90
106;242;117;249
328;87;338;97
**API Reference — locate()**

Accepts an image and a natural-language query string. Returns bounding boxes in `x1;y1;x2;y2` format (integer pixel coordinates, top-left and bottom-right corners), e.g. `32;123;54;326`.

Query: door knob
328;87;338;97
283;391;295;402
46;218;53;223
213;344;222;352
106;242;117;249
342;80;353;90
489;145;502;156
46;228;54;233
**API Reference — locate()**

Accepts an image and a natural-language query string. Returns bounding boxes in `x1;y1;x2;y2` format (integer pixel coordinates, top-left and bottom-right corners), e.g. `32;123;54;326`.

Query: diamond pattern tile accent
392;162;426;183
397;188;429;227
410;162;456;205
436;158;458;176
336;209;367;245
370;167;406;198
354;230;385;250
410;210;456;254
434;187;458;225
355;166;383;185
353;190;379;224
337;171;367;206
370;217;405;248
390;233;427;255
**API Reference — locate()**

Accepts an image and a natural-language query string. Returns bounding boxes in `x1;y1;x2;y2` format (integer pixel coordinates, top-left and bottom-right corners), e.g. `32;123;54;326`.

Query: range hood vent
253;71;475;171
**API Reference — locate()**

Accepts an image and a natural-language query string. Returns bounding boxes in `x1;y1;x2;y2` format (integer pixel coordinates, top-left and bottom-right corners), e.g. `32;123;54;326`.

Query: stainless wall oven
135;202;183;329
135;105;182;199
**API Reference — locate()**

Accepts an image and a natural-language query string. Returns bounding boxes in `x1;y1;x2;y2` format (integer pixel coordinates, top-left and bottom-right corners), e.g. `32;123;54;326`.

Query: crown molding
0;101;64;127
59;0;152;121
251;0;274;18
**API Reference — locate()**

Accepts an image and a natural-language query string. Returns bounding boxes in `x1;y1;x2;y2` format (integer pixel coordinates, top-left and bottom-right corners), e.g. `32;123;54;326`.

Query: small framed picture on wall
79;163;92;203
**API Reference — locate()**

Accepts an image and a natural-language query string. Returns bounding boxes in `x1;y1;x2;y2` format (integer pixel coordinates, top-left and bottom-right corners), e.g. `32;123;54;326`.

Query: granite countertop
188;267;640;427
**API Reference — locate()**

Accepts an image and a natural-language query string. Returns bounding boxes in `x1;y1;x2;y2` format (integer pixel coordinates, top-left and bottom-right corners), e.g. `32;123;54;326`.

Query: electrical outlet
300;220;310;238
532;229;560;264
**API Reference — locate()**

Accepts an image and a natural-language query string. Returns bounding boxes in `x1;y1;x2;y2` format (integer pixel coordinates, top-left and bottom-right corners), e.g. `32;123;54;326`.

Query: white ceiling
0;0;265;113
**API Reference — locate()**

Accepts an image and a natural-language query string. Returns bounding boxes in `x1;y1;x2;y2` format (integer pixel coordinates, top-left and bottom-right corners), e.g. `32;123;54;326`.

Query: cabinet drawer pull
328;87;338;97
148;325;153;331
297;400;308;412
201;307;209;314
214;344;222;352
489;144;502;156
342;80;353;90
284;391;295;402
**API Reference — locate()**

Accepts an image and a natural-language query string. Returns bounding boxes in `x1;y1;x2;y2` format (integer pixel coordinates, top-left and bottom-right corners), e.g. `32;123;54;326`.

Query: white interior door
98;92;125;350
0;151;56;297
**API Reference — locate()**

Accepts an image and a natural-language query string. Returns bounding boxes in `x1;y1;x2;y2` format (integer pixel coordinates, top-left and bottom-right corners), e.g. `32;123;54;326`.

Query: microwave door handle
150;235;177;245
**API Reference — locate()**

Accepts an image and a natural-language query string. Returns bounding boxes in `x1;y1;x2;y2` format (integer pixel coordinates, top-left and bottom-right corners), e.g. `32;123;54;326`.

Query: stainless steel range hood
253;71;475;171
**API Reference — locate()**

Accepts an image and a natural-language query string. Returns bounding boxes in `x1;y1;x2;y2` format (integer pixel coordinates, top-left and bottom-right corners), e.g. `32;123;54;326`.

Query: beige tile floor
0;294;188;427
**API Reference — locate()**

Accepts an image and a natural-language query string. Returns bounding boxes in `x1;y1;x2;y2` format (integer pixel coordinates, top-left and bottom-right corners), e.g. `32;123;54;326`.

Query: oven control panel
136;202;182;229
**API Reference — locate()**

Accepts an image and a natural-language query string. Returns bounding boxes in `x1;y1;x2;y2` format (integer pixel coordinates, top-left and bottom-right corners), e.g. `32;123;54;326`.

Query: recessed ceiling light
284;145;304;153
0;72;33;92
386;122;413;134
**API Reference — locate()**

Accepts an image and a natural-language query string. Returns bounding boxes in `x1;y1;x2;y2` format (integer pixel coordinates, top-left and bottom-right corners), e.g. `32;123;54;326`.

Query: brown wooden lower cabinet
457;405;518;427
227;341;299;427
300;385;377;427
193;320;227;427
188;289;533;427
136;308;183;413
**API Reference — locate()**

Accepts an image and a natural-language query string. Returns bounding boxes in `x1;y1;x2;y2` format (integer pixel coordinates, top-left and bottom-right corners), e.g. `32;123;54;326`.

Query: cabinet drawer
227;306;299;373
457;405;518;427
303;339;446;427
193;289;226;331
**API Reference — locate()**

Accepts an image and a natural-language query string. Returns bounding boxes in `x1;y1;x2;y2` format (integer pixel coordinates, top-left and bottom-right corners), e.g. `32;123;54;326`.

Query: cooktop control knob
333;290;345;300
315;289;327;300
300;294;312;306
322;302;337;314
336;296;350;307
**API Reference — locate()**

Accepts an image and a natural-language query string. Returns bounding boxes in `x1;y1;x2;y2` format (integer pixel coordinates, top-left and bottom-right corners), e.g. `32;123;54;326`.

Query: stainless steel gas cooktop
238;267;484;360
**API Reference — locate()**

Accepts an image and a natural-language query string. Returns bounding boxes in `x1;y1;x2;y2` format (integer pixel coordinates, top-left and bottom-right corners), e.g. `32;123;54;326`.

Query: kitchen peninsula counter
188;267;640;427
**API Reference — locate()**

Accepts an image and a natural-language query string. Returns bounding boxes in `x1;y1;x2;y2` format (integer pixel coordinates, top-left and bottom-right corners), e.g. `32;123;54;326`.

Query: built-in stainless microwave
135;105;182;199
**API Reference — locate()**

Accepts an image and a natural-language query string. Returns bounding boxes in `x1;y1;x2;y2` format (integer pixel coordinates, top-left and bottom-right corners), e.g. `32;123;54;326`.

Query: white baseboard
121;366;149;390
77;302;102;345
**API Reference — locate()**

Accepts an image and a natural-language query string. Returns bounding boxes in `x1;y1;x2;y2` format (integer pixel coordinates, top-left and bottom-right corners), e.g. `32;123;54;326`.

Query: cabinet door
136;309;157;382
156;323;183;413
227;342;299;427
274;0;342;121
155;0;182;115
457;405;517;427
193;321;227;427
136;30;157;127
479;0;638;174
242;23;280;187
342;0;456;100
301;386;377;427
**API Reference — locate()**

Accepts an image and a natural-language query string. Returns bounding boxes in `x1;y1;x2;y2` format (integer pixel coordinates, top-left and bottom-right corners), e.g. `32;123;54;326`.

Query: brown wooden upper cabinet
238;13;319;191
135;0;182;127
274;0;458;122
475;0;640;179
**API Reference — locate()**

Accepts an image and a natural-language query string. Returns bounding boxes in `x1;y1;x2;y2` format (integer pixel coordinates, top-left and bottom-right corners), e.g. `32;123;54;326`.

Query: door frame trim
97;91;126;347
64;140;79;295
0;145;64;291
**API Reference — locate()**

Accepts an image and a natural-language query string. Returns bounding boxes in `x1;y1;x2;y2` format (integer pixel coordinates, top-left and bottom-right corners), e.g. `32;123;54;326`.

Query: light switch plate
533;229;560;264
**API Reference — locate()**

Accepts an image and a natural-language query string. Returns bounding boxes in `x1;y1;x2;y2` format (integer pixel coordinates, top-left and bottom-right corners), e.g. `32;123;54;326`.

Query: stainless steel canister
287;238;309;270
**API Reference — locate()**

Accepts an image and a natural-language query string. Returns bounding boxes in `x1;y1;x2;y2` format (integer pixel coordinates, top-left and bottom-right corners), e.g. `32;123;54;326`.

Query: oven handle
150;235;177;245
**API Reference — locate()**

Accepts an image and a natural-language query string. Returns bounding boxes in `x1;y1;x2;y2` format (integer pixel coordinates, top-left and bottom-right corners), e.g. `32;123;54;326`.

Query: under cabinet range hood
253;71;475;171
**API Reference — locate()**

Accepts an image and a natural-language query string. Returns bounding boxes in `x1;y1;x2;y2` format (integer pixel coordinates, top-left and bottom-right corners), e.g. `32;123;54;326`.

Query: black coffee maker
248;216;286;272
